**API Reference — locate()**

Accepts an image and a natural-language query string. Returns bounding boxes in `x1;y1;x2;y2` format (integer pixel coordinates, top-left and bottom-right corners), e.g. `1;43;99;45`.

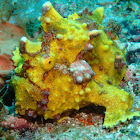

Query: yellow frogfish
11;1;139;128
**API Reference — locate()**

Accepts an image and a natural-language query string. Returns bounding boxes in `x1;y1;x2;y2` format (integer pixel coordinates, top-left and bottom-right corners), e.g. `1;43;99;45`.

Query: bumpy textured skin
11;2;139;128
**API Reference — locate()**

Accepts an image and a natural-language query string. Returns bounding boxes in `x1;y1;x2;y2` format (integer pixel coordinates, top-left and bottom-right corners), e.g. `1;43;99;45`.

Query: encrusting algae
10;1;139;128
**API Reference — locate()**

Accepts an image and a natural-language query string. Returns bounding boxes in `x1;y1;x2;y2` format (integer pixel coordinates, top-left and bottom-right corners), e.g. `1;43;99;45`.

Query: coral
0;54;14;75
134;35;140;42
106;19;122;34
0;0;14;23
105;19;122;40
10;1;139;128
125;42;140;64
0;22;25;76
1;116;30;129
8;0;45;28
120;64;140;95
69;60;95;84
114;54;126;74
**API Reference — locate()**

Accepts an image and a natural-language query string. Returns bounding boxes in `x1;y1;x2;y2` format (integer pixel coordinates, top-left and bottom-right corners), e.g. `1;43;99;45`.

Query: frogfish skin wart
11;1;140;128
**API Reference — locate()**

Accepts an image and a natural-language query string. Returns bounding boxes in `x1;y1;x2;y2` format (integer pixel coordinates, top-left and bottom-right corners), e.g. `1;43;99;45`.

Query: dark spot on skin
99;83;103;87
59;47;63;51
19;41;26;53
41;88;50;96
107;80;112;85
43;72;48;81
22;61;30;70
99;66;103;71
49;61;51;64
64;60;68;65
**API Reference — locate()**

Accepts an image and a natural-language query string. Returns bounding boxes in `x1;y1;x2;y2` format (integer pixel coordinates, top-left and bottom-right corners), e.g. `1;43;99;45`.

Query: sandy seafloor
0;0;140;139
